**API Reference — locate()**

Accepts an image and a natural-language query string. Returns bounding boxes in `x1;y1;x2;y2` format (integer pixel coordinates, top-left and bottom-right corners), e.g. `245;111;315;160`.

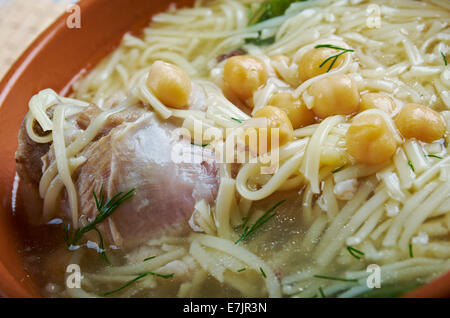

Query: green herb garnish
246;0;307;45
441;51;448;66
248;0;304;25
231;117;244;124
235;200;286;244
101;272;174;297
425;154;442;159
408;161;415;172
346;246;365;260
144;256;156;262
332;166;345;174
409;243;414;258
237;268;247;272
191;142;210;147
65;186;136;264
314;44;354;73
313;274;358;283
260;267;267;278
319;287;326;298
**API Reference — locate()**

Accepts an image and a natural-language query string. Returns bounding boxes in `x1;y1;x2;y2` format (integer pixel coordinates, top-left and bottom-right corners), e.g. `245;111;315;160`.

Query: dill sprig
319;287;326;298
260;267;267;278
101;272;174;297
425;154;442;159
235;200;286;244
314;44;355;73
346;246;365;260
441;51;448;66
65;186;136;264
231;117;244;124
237;268;247;272
332;166;345;174
191;142;210;147
314;274;358;283
144;256;156;262
409;243;414;258
408;160;415;172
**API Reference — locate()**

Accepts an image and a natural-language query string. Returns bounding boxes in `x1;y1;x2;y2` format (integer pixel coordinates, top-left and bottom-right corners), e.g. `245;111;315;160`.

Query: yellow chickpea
268;92;315;129
395;103;446;143
147;61;191;108
346;113;397;165
360;93;396;115
251;106;294;154
297;47;346;82
308;74;360;119
224;56;268;104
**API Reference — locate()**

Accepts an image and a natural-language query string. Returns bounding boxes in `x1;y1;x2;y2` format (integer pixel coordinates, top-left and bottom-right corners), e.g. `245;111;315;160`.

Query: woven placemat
0;0;70;80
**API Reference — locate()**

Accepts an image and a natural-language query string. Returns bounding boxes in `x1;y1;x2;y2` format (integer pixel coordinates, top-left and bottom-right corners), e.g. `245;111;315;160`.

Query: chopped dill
235;200;286;244
441;51;447;66
319;287;326;298
313;274;358;283
65;186;136;264
332;166;345;174
314;44;355;73
260;267;267;278
408;160;415;172
346;246;365;260
425;154;442;159
191;142;210;147
237;268;247;272
409;243;414;258
231;117;244;124
143;256;156;262
101;272;174;297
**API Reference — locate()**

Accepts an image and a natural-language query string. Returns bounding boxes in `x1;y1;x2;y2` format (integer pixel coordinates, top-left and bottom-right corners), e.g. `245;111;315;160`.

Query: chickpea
360;93;396;115
268;92;315;129
224;56;268;104
251;106;294;154
395;103;446;143
346;113;397;165
308;74;360;119
298;47;345;82
147;61;191;108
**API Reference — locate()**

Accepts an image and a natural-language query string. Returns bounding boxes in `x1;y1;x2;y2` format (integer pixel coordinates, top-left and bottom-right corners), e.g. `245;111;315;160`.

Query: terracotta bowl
0;0;448;298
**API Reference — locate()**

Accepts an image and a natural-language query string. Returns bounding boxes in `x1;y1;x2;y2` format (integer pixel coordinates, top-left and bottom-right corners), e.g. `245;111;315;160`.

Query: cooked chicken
16;104;219;250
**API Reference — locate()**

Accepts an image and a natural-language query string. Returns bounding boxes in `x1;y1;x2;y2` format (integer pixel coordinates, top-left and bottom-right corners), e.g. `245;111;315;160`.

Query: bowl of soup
0;0;449;298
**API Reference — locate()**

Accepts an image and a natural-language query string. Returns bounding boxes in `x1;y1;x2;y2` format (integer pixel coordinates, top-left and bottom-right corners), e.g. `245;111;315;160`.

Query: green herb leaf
408;161;415;172
235;200;286;244
237;268;247;272
409;243;414;258
425;154;442;159
313;274;358;283
231;117;244;124
441;51;448;66
346;246;365;260
314;44;354;73
144;256;156;262
260;267;267;278
191;142;210;147
65;186;136;250
319;287;326;298
101;272;174;297
248;0;305;25
332;166;345;174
